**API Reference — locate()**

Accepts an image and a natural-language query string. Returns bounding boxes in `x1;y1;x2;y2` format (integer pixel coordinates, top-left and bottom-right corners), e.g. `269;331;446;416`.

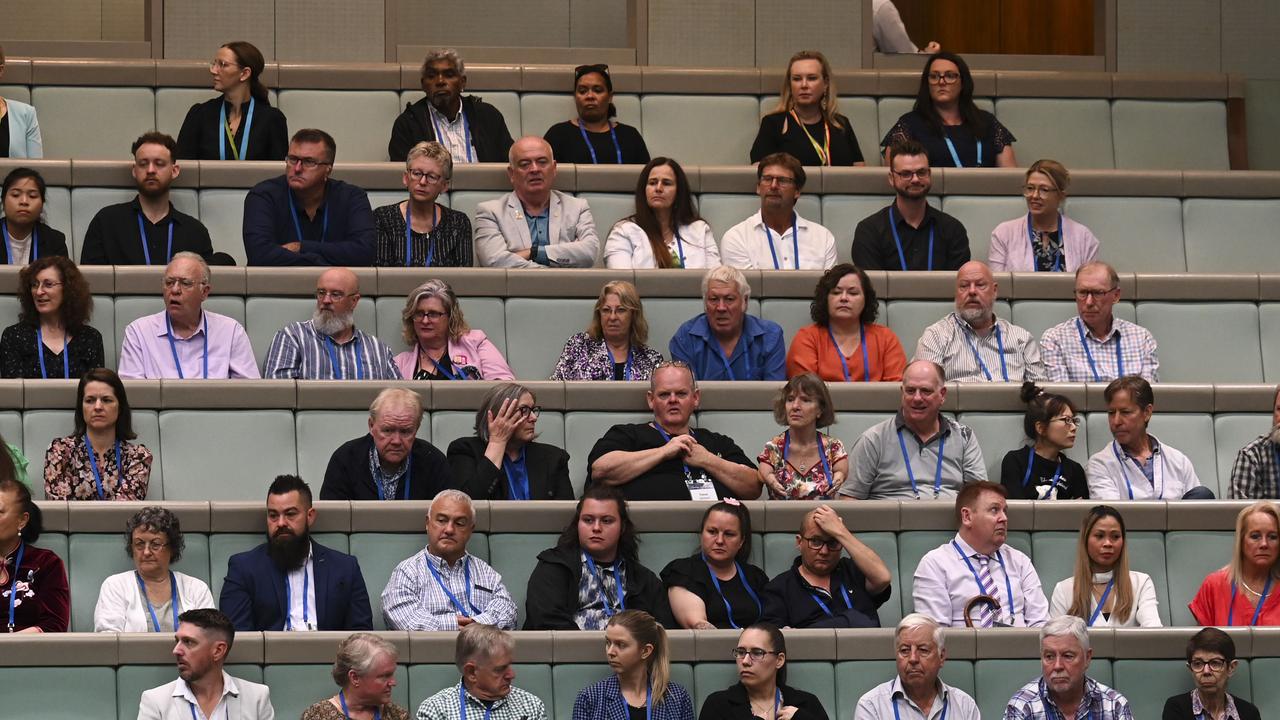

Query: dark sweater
387;95;514;162
523;544;672;630
319;434;451;501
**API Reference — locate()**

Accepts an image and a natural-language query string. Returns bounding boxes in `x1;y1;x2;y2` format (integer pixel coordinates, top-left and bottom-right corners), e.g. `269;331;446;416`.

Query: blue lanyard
652;422;696;485
424;346;466;381
1087;578;1114;627
951;541;1017;623
135;212;174;266
1111;442;1162;500
892;686;948;720
808;580;853;617
700;554;762;629
1075;318;1124;382
218;96;256;160
828;323;870;382
405;202;440;267
7;540;24;632
134;570;180;632
585;554;625;617
618;680;652;720
1038;683;1093;720
762;213;800;270
324;335;365;380
1026;213;1063;272
621;346;634;381
888;206;933;271
188;701;228;720
577;121;623;164
711;334;751;381
783;430;832;488
286;189;329;244
374;453;412;500
339;690;381;720
430;107;475;162
673;228;686;267
1;220;38;264
165;312;209;379
283;562;310;630
1227;574;1274;626
957;317;1008;381
1021;446;1064;500
84;436;124;500
35;327;70;379
897;429;946;499
502;446;531;500
426;554;479;616
458;683;494;720
943;135;982;168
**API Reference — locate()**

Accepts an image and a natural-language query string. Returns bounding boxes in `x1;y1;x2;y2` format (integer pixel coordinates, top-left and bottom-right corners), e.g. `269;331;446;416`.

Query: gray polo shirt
840;411;987;500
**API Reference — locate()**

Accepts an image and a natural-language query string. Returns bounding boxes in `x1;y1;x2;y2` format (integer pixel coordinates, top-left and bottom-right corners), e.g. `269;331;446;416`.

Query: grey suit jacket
137;672;274;720
473;189;599;268
4;98;43;158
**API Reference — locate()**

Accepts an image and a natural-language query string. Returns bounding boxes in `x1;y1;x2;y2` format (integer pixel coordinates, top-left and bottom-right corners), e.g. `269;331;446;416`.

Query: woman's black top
544;120;650;165
660;553;770;629
176;96;289;161
999;446;1089;500
0;322;105;379
881;109;1015;168
0;220;69;263
1161;692;1261;720
699;683;829;720
749;111;864;166
373;202;473;267
0;112;8;158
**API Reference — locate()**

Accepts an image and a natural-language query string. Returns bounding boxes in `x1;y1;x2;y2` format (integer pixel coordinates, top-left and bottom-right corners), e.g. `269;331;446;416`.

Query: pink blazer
393;329;515;380
988;214;1100;272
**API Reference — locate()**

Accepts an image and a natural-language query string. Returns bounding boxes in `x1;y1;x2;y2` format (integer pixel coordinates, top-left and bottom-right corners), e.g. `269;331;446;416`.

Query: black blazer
319;434;452;500
699;682;829;720
446;436;573;500
387;94;514;162
0;220;68;264
176;96;289;161
1162;692;1261;720
218;540;372;631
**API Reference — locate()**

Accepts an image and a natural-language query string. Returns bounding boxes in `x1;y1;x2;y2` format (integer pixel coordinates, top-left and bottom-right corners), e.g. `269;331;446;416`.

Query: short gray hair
168;251;210;285
895;612;945;651
455;623;515;672
124;506;185;563
701;265;751;301
431;489;475;521
473;383;534;442
369;387;424;424
421;48;464;77
406;140;454;181
1041;614;1089;652
331;632;399;687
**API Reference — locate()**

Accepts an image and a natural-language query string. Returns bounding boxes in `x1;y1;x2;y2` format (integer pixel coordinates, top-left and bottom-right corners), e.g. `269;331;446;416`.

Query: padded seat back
1262;304;1280;383
488;532;559;629
350;533;427;630
159;409;297;500
993;98;1116;169
641;96;760;165
196;189;250;265
1;666;116;719
564;411;652;495
941;196;1026;264
1183;199;1280;273
519;94;641;140
504;298;597;379
294;410;374;487
1112;100;1229;170
32;87;155;159
1214;414;1271;494
276;90;403;162
1136;302;1262;383
1066;197;1186;273
1164;530;1234;626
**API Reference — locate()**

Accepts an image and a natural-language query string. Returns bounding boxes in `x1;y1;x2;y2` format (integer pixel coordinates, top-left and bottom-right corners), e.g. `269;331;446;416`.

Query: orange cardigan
786;322;907;382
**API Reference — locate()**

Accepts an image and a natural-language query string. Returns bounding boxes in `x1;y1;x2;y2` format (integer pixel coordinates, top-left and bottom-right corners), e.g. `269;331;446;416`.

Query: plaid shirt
575;551;628;631
1040;316;1158;383
381;549;517;630
1229;434;1280;499
1004;677;1132;720
416;681;545;720
262;320;399;380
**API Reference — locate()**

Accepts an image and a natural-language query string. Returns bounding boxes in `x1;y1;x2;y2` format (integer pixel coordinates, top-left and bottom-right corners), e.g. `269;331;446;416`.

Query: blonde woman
749;51;865;166
1049;505;1161;627
571;609;694;720
551;280;663;380
393;279;513;380
1190;501;1280;626
988;159;1099;273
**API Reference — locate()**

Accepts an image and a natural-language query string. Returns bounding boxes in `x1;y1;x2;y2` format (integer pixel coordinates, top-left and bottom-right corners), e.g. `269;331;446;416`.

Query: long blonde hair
607;610;670;705
1067;506;1134;624
1229;501;1280;585
771;50;844;129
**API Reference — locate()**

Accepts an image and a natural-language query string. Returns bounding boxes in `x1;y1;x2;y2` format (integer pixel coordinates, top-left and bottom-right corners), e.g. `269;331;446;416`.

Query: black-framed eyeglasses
759;174;797;187
1188;658;1228;672
893;169;931;180
928;71;960;84
408;169;445;184
801;536;841;551
516;405;542;418
286;155;332;170
412;310;448;322
731;648;779;660
1074;288;1118;301
1050;416;1082;427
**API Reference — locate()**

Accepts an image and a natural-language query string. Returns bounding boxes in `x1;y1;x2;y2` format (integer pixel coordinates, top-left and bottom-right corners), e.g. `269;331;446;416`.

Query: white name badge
685;475;718;501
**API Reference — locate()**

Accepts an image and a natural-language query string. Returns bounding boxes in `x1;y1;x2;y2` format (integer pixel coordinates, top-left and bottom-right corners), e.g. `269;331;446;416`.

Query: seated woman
544;63;649;165
989;159;1099;272
551;280;664;380
661;501;769;629
1087;376;1207;500
757;374;848;500
0;474;69;632
699;622;829;720
0;47;42;158
374;141;472;267
572;609;694;720
1190;501;1280;626
44;368;153;501
1049;505;1161;627
176;41;288;160
786;263;906;382
881;52;1016;168
447;382;573;501
393;279;514;380
1162;627;1261;720
750;50;865;167
999;382;1087;500
604;158;719;269
0;256;103;379
1;168;68;263
93;507;215;632
301;632;409;720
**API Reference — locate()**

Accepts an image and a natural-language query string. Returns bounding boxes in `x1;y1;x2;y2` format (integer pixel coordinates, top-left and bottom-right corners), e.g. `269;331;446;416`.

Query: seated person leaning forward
380;490;517;630
760;505;892;628
661;500;770;630
320;387;452;501
1086;375;1204;500
523;485;672;629
853;613;981;720
587;360;759;501
912;481;1049;627
446;383;573;501
668;265;786;382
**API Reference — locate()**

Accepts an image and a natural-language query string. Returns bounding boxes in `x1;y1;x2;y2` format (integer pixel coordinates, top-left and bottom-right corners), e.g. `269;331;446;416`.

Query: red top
2;543;69;632
1189;567;1280;627
786;322;907;382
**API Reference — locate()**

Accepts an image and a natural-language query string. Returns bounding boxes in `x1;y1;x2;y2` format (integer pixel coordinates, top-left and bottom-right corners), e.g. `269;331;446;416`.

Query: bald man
473;136;599;268
914;261;1044;382
262;267;399;379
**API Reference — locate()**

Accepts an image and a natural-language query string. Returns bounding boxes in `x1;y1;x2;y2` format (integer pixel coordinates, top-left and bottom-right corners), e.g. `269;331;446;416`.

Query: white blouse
603;219;720;269
94;569;217;632
1049;570;1162;627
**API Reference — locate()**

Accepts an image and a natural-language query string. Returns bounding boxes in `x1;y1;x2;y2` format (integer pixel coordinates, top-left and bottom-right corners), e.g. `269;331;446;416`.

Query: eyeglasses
928;71;961;85
801;535;842;551
29;280;63;291
132;540;169;553
1188;658;1228;672
1074;288;1118;301
285;155;332;170
209;59;241;71
315;289;351;301
599;306;631;317
516;405;542;418
164;277;204;290
412;310;448;322
1023;184;1059;197
759;174;797;188
1050;416;1083;427
408;169;445;184
731;648;779;660
893;169;931;181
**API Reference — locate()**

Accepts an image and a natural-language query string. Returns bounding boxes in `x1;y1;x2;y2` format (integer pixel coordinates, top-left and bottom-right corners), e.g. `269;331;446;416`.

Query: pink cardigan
393;329;515;380
988;214;1100;272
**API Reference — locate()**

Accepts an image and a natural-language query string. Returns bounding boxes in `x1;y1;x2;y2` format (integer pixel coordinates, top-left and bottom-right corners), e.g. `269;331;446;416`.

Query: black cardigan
446;436;574;500
175;96;289;161
319;434;452;500
523;544;672;630
699;682;829;720
0;220;68;263
387;95;514;162
1161;692;1260;720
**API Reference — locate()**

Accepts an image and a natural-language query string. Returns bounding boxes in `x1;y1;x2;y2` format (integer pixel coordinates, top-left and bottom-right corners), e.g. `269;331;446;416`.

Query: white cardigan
1049;571;1162;627
94;570;216;632
604;219;720;269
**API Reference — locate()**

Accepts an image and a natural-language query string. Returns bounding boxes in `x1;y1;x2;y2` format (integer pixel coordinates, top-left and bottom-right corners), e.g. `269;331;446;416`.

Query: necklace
1241;580;1263;596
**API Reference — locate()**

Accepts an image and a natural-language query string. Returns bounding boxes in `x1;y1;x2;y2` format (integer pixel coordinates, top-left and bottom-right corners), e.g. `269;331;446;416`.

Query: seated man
854;613;980;719
381;490;517;630
262;267;399;380
1004;616;1133;719
719;152;836;270
669;265;786;381
81;132;218;265
913;481;1048;627
1087;375;1204;500
524;485;672;629
914;261;1044;382
117;252;258;379
320;387;451;500
840;361;986;500
242;128;375;266
1229;385;1280;499
851;139;970;271
588;361;759;501
473;136;599;268
219;475;373;631
761;505;892;628
137;609;273;720
415;623;546;720
1040;261;1159;382
388;48;515;163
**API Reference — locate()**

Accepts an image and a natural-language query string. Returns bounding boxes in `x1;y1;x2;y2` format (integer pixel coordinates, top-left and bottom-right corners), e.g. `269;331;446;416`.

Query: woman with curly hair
0;255;103;378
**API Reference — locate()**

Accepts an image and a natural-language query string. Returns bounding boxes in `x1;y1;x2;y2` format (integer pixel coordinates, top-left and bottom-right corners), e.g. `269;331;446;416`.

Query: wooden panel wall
895;0;1094;55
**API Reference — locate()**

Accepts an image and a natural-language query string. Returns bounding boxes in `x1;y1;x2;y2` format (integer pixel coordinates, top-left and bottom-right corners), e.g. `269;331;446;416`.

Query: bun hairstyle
1020;381;1076;441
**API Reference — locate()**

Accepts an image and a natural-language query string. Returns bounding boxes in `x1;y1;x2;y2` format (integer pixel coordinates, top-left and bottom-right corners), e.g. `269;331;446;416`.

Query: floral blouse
550;332;664;381
43;434;153;501
757;431;847;500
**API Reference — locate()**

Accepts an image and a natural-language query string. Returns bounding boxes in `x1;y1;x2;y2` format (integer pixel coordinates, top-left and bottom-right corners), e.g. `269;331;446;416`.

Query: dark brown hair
221;41;269;103
1019;382;1077;441
74;368;136;441
131;131;178;161
914;52;988;138
772;373;836;428
626;158;701;269
557;484;639;562
810;263;878;326
755;152;806;191
18;256;93;329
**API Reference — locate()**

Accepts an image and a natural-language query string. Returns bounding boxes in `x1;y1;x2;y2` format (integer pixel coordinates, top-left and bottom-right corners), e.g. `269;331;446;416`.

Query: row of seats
6;628;1280;720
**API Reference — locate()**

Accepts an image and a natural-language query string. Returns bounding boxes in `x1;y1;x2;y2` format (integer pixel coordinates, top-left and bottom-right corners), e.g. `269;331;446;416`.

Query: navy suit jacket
219;540;373;631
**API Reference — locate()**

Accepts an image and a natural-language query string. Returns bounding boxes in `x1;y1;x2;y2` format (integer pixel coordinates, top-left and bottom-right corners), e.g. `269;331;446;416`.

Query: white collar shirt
284;543;316;631
719;210;836;270
911;533;1049;628
855;677;981;720
1086;435;1202;500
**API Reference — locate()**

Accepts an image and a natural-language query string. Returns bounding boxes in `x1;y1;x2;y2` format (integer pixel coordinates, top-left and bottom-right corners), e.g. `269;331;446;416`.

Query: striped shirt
1040;316;1159;383
1004;677;1132;720
855;676;981;720
428;104;477;164
1229;434;1280;499
381;549;517;630
914;312;1045;383
416;681;545;720
262;320;399;380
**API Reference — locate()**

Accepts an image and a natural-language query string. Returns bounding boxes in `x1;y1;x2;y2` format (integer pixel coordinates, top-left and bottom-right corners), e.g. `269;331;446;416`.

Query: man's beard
958;306;991;326
267;528;311;571
312;308;354;337
137;181;169;200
